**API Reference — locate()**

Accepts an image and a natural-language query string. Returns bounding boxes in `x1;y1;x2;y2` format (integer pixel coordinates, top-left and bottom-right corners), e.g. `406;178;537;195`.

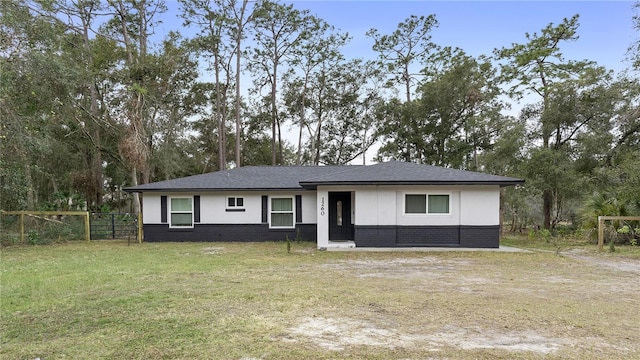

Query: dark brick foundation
143;223;499;248
143;223;316;242
354;225;499;248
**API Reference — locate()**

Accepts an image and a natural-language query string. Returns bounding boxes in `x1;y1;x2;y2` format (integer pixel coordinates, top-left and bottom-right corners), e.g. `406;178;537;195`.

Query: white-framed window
428;194;450;214
226;196;245;209
270;197;294;228
405;194;427;214
170;197;193;228
404;193;450;215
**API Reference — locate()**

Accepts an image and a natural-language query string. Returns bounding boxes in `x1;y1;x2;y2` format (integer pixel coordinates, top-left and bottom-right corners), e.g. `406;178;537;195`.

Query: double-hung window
404;193;450;215
270;197;294;228
170;197;193;227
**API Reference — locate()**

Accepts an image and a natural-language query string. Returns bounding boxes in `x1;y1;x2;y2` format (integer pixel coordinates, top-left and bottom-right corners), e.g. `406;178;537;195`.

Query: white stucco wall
142;194;162;224
300;192;317;223
199;192;261;224
316;188;329;249
361;185;501;227
141;191;317;225
315;185;502;248
354;186;396;226
142;184;501;249
459;186;501;225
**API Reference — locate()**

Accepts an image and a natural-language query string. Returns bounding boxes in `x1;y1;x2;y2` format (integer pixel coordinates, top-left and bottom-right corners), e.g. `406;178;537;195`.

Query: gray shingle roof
125;161;523;192
299;161;524;188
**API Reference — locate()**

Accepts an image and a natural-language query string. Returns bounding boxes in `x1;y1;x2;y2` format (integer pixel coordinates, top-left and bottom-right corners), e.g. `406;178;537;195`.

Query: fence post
84;212;91;242
111;213;116;239
597;216;604;251
20;213;25;244
137;212;143;244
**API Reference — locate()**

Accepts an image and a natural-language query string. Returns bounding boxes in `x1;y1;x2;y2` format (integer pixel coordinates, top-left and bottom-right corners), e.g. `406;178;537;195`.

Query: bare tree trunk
234;0;250;168
271;64;278;165
131;167;141;214
80;10;102;208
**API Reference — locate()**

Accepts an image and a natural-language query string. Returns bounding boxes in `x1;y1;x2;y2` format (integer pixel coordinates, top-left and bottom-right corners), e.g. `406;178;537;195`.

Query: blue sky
286;1;636;72
160;1;636;72
157;1;637;162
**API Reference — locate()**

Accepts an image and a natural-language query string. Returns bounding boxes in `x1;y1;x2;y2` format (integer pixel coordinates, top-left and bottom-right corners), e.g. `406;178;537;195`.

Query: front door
328;192;353;241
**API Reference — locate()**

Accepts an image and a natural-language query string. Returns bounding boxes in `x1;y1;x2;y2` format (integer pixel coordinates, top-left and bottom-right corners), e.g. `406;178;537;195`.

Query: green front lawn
2;240;639;359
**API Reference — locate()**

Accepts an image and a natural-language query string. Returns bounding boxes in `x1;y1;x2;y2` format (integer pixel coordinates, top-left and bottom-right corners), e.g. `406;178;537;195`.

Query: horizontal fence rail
1;211;90;243
2;211;142;244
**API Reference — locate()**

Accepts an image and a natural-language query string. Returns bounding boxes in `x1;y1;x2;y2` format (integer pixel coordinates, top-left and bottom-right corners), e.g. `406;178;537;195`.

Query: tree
250;0;310;165
282;16;349;164
377;48;504;168
231;0;253;168
144;32;201;181
314;59;382;165
180;0;235;171
495;15;599;229
366;14;438;102
104;0;167;214
0;0;115;210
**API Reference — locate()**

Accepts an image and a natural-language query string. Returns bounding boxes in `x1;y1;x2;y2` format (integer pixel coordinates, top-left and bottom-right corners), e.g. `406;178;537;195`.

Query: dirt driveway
281;250;640;358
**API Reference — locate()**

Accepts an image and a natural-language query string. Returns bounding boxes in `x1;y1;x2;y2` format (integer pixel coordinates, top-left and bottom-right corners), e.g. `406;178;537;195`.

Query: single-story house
125;161;523;249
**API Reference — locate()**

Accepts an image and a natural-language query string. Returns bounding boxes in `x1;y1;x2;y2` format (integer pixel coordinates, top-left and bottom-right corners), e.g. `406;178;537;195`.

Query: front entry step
325;241;356;249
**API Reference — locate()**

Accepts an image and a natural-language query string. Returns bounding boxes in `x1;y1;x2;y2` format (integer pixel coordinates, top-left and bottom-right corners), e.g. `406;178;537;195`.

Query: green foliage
27;230;43;245
377;48;504;168
529;228;552;242
367;14;439;101
0;0;638;232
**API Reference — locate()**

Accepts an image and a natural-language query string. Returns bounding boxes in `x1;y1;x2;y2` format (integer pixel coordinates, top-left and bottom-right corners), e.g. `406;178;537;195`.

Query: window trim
269;196;295;229
226;196;246;212
403;192;452;216
169;196;194;228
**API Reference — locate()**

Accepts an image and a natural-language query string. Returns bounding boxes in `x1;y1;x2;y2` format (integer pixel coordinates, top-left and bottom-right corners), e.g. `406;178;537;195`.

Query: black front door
329;192;353;241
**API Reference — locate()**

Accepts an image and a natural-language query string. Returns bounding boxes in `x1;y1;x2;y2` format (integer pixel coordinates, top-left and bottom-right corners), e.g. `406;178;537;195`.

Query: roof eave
300;180;525;189
124;187;308;193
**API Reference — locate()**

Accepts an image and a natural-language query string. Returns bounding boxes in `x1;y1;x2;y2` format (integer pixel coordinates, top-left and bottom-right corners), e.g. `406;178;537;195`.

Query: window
170;197;193;227
428;194;450;214
404;193;450;215
405;194;427;214
270;197;294;228
226;196;245;210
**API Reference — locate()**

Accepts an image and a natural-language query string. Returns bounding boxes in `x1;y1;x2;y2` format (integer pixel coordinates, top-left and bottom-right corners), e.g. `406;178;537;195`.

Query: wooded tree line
1;0;639;233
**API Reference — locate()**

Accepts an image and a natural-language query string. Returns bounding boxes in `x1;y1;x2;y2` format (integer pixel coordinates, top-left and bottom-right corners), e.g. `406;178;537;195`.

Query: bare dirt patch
286;316;569;354
301;252;640;357
321;257;471;279
201;246;225;255
562;248;640;274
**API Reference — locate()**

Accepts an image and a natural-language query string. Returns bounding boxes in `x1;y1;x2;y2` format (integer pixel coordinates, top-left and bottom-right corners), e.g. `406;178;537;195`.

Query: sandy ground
281;251;640;356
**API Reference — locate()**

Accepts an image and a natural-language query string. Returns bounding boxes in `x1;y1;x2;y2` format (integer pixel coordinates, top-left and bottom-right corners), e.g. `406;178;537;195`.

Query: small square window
227;197;245;208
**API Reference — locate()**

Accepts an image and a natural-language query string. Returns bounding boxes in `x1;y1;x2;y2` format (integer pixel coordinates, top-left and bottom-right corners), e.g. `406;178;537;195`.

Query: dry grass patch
2;241;639;359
